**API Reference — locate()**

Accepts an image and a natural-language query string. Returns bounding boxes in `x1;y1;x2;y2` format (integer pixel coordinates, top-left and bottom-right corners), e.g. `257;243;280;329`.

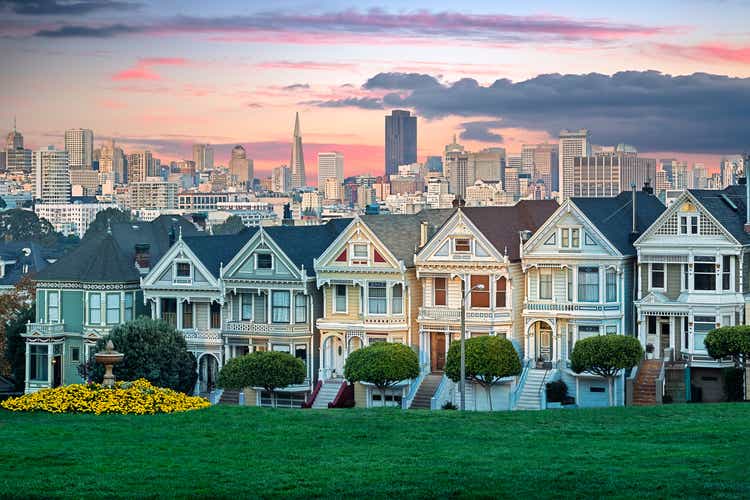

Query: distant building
69;170;100;196
290;113;306;189
425;156;443;174
128;177;178;211
720;155;744;188
229;145;253;187
192;144;214;171
356;185;376;210
64;128;94;170
323;177;343;201
5;123;31;175
472;148;505;184
559;129;591;199
272;165;291;193
444;136;471;197
33;146;71;204
385;110;417;177
465;180;513;206
127;151;154;184
98;140;125;184
35;200;117;239
317;151;344;189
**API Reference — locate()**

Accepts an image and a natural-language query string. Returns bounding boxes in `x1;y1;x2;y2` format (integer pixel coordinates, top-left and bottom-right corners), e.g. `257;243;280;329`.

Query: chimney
282;203;293;226
420;221;429;247
642;179;653;195
135;243;150;269
451;195;466;208
631;183;638;235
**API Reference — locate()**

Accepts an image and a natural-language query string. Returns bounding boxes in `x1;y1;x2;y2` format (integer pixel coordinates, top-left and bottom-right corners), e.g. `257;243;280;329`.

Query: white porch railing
25;322;65;336
525;302;621;312
222;321;310;337
418;307;511;323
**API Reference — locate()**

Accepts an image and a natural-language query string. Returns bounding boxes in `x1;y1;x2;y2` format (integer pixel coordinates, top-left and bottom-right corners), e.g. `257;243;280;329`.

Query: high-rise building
520;144;536;177
127;177;178;211
507;156;522;170
317;151;344;188
425;156;443;174
98;139;125;184
290;113;306;189
504;167;520;198
272;165;291;193
618;152;656;192
444;136;471;197
659;159;677;183
522;143;558;194
385;110;417;177
192;144;214;171
720;155;744;188
0;151;6;172
655;170;671;193
559;129;591;199
672;162;690;190
6;122;31;175
356;185;376;210
472;147;505;183
693;164;708;189
323;177;343;201
32;146;71;204
127;151;154;184
572;153;621;198
64;128;94;170
229;145;253;187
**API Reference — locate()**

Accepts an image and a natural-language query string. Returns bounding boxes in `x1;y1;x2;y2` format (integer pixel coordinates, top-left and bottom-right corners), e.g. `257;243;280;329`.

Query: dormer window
351;243;369;265
679;215;699;235
561;228;580;249
176;262;191;278
256;253;273;270
454;238;471;253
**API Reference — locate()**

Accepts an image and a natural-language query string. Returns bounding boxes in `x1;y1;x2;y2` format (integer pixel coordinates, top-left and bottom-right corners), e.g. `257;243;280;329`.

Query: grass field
1;404;749;498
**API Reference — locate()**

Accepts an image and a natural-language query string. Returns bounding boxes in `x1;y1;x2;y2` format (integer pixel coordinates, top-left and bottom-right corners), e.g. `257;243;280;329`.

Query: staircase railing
402;363;429;409
301;380;323;409
328;381;355;408
537;368;550;410
511;359;532;409
430;374;450;410
655;361;666;404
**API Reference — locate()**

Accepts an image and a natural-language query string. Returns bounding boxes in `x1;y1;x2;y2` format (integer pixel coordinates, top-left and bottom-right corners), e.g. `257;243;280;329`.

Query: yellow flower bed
1;379;211;415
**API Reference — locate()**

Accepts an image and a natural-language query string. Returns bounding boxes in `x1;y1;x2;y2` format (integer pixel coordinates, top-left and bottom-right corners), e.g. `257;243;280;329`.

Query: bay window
88;293;101;325
391;284;403;315
693;256;716;291
106;293;120;324
693;315;716;351
577;325;600;341
210;302;221;329
368;282;387;314
578;266;599;302
271;291;290;323
650;264;665;289
495;277;507;308
29;345;48;381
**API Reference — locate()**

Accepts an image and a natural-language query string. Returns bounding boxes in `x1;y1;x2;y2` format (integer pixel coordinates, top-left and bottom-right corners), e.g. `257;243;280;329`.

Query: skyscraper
127;151;153;184
229;145;253;187
559;129;591;199
317;151;344;188
290;113;306;189
99;139;125;184
385;110;417;177
444;136;471;197
33;146;71;204
192;144;214;171
64;128;94;170
425;156;443;174
273;165;292;193
6;121;31;175
720;155;744;188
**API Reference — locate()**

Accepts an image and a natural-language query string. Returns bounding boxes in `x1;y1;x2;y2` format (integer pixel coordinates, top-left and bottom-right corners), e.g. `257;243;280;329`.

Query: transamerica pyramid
290;112;306;189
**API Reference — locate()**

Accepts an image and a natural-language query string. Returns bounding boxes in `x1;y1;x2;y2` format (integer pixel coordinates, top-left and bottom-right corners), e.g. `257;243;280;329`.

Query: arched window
495;277;507;308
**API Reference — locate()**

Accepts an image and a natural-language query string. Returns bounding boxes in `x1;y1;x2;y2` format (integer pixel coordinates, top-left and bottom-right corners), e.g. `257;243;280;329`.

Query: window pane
470;275;490;308
353;244;368;258
723;255;731;290
295;294;306;323
334;285;347;312
571;229;580;248
434;278;446;306
694;262;716;291
578;267;599;302
651;264;664;289
106;293;120;324
241;294;253;320
606;270;617;302
257;254;272;269
30;345;48;381
455;239;471;252
391;284;403;314
272;291;290;323
539;271;552;300
210;302;221;329
176;262;191;277
368;282;387;314
495;277;506;308
182;302;193;329
124;293;134;321
89;294;101;324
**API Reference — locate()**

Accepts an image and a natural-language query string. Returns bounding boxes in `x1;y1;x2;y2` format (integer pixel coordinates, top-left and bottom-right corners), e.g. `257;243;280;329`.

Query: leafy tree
3;305;34;391
212;215;245;235
705;326;750;401
445;335;521;410
83;208;133;239
217;351;305;407
571;335;643;406
344;342;419;406
85;317;197;394
0;275;36;382
0;197;6;209
0;209;63;246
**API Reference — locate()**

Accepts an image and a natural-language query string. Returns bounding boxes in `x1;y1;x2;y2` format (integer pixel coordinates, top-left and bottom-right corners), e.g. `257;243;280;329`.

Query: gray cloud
35;23;141;37
2;0;139;15
282;83;311;91
304;97;384;110
363;72;440;90
316;71;750;153
460;120;504;143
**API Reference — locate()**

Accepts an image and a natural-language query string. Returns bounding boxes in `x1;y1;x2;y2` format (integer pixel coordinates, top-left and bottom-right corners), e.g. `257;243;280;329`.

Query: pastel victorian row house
141;220;350;405
23;216;199;392
634;184;750;402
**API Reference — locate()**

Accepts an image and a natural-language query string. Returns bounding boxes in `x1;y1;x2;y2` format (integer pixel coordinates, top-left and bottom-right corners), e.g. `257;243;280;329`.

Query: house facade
634;185;750;402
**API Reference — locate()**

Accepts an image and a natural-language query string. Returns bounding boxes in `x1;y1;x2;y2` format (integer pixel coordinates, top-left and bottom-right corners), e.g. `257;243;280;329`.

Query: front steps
410;374;443;409
632;360;663;406
311;379;344;409
515;369;549;410
219;389;240;405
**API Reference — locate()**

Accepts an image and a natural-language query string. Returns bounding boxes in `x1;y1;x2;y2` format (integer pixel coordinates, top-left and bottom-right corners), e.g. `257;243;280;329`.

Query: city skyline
1;1;749;180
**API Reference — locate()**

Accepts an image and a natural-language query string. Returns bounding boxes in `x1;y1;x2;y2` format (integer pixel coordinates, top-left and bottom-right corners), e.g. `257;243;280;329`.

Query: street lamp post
460;280;485;411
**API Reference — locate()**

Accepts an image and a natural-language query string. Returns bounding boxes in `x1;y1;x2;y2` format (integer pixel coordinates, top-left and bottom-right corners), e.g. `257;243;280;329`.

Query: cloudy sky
1;0;749;181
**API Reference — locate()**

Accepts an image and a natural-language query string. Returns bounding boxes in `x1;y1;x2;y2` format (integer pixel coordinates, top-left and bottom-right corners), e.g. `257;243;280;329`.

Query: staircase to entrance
410;374;443;409
632;359;663;406
311;379;344;409
515;368;549;410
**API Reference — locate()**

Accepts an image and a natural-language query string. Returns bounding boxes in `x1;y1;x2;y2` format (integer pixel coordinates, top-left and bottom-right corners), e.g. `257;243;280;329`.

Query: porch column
47;343;53;387
155;297;161;320
24;342;30;391
223;343;230;365
176;299;183;330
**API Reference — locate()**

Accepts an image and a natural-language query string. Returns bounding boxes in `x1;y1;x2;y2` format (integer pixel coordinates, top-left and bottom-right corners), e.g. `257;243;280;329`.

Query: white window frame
560;227;581;249
367;282;388;316
453;238;472;254
350;242;369;265
255;253;273;271
538;268;553;300
334;285;348;314
174;260;193;282
679;214;699;235
88;292;102;325
649;263;666;291
47;290;60;323
105;292;121;325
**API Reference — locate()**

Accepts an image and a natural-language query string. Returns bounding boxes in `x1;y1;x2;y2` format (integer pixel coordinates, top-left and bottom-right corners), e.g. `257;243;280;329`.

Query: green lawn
1;404;749;498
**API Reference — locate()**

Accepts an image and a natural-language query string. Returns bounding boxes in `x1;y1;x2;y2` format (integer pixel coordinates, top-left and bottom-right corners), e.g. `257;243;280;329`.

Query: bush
218;351;305;407
546;380;567;403
571;335;643;406
1;379;209;414
344;343;419;406
84;318;197;394
442;401;458;410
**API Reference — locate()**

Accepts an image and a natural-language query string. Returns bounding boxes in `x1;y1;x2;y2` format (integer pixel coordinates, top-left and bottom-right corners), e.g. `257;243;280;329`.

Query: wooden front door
431;333;446;372
659;320;670;359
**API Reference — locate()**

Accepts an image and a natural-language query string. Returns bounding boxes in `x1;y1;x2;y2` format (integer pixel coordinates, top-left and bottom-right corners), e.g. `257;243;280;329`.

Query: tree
0;209;64;246
571;335;643;406
3;305;34;391
0;275;36;382
705;326;750;401
0;197;6;209
344;342;419;407
445;335;521;410
212;215;245;235
83;208;133;239
217;351;305;407
85;317;197;394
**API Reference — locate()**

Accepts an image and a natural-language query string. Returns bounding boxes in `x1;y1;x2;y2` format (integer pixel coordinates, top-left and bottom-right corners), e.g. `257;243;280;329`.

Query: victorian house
521;190;664;408
23;216;199;393
142;220;350;406
413;201;558;411
311;211;452;408
634;184;750;402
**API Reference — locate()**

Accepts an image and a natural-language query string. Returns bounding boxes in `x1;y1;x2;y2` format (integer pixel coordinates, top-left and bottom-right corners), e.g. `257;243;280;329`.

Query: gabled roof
459;200;559;261
183;228;259;277
571;191;665;255
361;209;454;267
689;185;750;245
265;218;352;275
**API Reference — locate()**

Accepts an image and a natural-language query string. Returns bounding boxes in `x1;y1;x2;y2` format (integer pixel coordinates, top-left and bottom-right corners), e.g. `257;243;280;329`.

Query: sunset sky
1;0;749;182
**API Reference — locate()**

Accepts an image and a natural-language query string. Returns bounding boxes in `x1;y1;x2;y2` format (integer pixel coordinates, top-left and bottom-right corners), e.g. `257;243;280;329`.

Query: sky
1;0;749;182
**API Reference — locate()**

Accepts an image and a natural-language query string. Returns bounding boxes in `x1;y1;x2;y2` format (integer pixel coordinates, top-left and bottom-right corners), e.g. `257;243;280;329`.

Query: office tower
659;159;677;183
472;147;505;183
521;144;536;176
356;185;376;210
425;156;443;174
559;129;591;199
290;113;306;189
33;146;71;204
317;151;344;188
572;152;621;197
693;164;708;189
502;167;519;198
272;165;291;193
655;170;671;193
444;136;471;197
615;146;656;192
70;169;100;196
99;139;125;184
64;128;94;170
672;162;690;190
522;143;558;193
5;122;31;175
192;144;214;171
507;155;522;170
229;145;253;186
127;177;178;211
385;110;417;177
720;155;744;188
0;151;5;172
127;151;153;184
323;177;343;201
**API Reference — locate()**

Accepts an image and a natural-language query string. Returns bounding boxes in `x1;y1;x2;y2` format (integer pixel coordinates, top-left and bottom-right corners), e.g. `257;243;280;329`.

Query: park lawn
1;404;749;498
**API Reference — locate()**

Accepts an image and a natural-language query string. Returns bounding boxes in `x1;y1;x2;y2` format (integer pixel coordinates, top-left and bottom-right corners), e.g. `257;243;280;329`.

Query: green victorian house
23;216;201;393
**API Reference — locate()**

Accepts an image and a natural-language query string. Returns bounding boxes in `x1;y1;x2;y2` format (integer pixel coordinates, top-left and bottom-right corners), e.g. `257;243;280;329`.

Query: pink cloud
111;57;189;81
656;42;750;65
255;60;358;71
